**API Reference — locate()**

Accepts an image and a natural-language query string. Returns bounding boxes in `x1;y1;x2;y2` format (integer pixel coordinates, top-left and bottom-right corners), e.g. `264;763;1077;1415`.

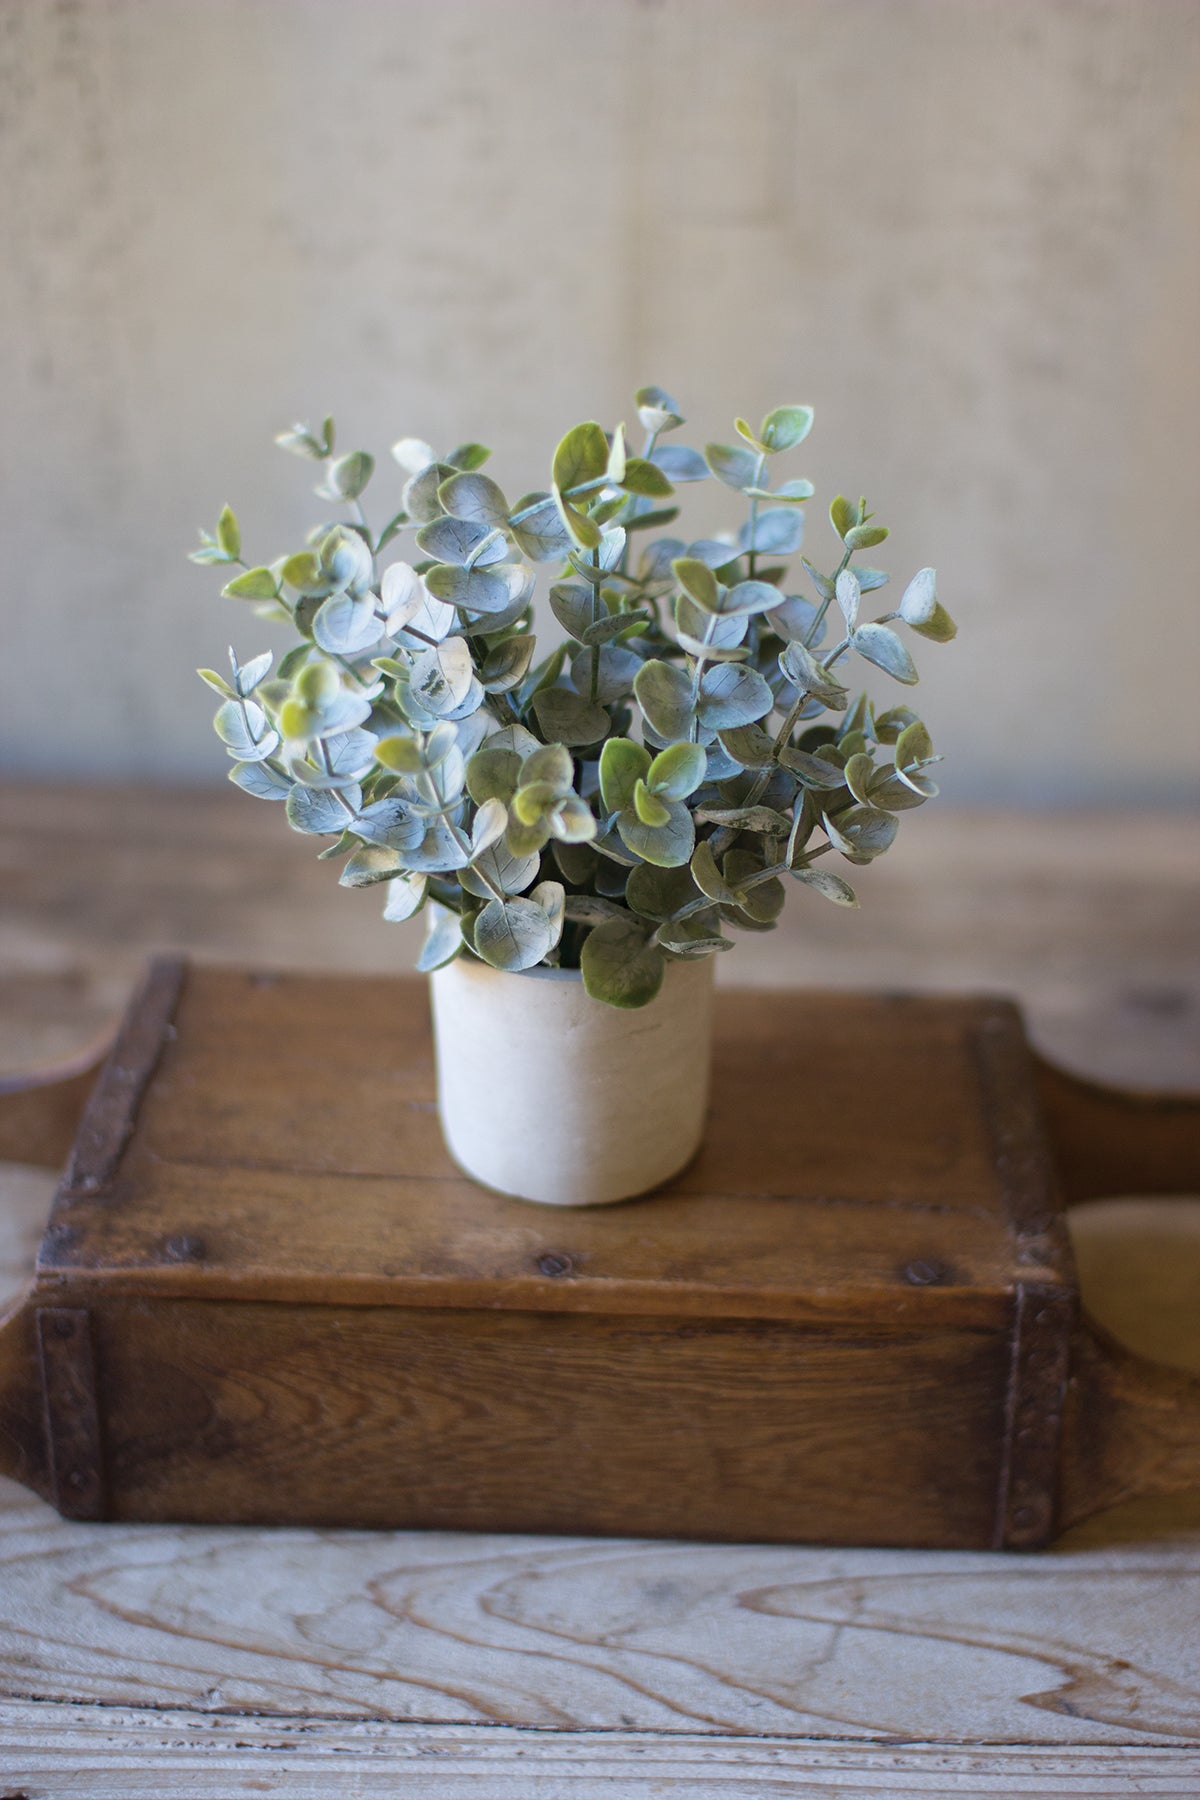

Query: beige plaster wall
1;0;1198;803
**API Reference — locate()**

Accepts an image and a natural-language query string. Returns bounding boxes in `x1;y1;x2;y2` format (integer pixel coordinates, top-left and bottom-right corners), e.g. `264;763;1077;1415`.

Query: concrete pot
429;954;715;1206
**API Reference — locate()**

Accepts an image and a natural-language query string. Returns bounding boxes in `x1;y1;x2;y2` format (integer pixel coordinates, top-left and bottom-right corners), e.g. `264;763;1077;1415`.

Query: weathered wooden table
1;784;1198;1796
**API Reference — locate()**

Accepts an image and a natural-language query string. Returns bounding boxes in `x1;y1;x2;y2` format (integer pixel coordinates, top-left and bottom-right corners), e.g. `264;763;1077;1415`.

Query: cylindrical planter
429;955;715;1206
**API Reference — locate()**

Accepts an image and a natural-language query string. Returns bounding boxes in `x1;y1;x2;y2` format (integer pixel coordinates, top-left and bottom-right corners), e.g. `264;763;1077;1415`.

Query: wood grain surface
0;787;1197;1794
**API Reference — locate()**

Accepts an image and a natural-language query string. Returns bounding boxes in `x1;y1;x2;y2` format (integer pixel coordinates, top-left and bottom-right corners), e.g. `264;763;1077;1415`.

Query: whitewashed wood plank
2;1712;1199;1797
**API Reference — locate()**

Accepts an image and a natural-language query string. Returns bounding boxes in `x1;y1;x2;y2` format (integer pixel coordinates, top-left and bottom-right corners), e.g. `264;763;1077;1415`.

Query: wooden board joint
35;1308;106;1521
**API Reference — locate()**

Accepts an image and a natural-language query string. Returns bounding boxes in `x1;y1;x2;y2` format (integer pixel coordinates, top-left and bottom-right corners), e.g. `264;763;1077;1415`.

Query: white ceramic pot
429;954;715;1206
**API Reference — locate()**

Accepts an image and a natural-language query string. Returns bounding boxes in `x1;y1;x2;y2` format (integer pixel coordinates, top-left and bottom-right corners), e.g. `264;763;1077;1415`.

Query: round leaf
581;915;666;1009
474;896;555;972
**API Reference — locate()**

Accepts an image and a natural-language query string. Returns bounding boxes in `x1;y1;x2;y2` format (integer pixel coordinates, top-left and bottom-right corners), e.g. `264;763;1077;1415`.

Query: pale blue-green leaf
474;896;555;972
697;663;773;729
705;442;759;490
634;659;695;741
675;596;747;654
313;593;382;656
339;845;409;888
380;561;424;633
410;637;474;716
852;622;919;684
529;879;565;950
320;450;374;501
229;760;290;800
479;634;535;694
738;507;804;555
606;421;627;485
791;866;858;906
233;650;273;696
759;405;813;452
549;582;593;641
286;783;360;835
214;700;278;761
780;747;848;789
415;902;462;967
531;687;610;746
401;462;453;523
570;645;641;706
581;914;666;1008
380;868;428;918
617;797;695;867
855;567;890;592
470;796;508;858
823;803;899;860
423;562;517;617
766;595;824;645
353;795;425;851
459;837;542;899
520;742;574;792
687;538;743;571
836;569;861;630
717;722;776;770
391;437;435;475
635;385;684;433
650;444;708;482
508;492;574;562
779;640;849;709
403;821;470;872
438;471;509;528
416;516;507;568
745;478;815;504
717;579;781;619
637;536;687;584
899;567;937;625
484;722;542;758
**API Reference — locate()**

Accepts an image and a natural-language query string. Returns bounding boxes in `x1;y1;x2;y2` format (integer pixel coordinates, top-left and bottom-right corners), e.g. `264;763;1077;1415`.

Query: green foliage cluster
193;390;955;1007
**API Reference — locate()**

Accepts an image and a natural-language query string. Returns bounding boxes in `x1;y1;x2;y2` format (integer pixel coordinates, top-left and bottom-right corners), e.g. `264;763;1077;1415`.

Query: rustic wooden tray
1;957;1197;1550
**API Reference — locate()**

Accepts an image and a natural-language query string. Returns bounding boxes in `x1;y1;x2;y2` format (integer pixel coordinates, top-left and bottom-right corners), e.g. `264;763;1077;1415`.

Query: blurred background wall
1;0;1198;804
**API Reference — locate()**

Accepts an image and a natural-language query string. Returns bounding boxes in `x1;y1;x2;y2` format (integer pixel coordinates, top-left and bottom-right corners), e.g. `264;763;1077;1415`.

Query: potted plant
192;388;955;1206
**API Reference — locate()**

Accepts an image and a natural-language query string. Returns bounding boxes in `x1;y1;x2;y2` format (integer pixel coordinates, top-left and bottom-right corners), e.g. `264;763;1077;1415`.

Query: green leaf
323;451;375;501
852;623;919;684
895;718;934;770
474;896;555;972
222;565;280;600
553;487;603;549
705;442;759;490
718;723;777;770
672;556;720;613
745;478;814;505
198;667;236;699
549;581;594;642
606;421;627;485
779;640;850;709
844;522;888;551
695;804;792;834
790;866;858;906
581;915;666;1008
626;861;700;921
619;457;674;498
216;505;240;560
724;850;784;923
759;405;814;452
416;515;507;567
599;737;651;812
843;751;877;805
280;551;325;595
909;602;957;642
734;417;769;454
465;746;523;805
830;495;859;540
633;778;671;827
438;471;510;527
691;838;739;904
697;663;773;729
617;797;695;867
635;385;684;433
634;659;695;740
531;687;610;747
553;421;609;494
648;740;706;800
445;442;491;471
780;747;849;789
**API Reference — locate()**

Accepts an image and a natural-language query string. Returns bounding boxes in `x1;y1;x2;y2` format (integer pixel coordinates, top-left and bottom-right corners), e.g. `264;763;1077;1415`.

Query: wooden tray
1;958;1197;1550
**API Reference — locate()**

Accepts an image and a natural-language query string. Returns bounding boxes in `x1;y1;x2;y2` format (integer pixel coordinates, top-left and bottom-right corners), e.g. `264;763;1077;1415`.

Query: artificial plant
193;389;955;1005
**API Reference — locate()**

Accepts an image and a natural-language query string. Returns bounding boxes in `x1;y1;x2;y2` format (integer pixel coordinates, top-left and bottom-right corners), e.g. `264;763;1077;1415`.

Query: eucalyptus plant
192;389;955;1006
